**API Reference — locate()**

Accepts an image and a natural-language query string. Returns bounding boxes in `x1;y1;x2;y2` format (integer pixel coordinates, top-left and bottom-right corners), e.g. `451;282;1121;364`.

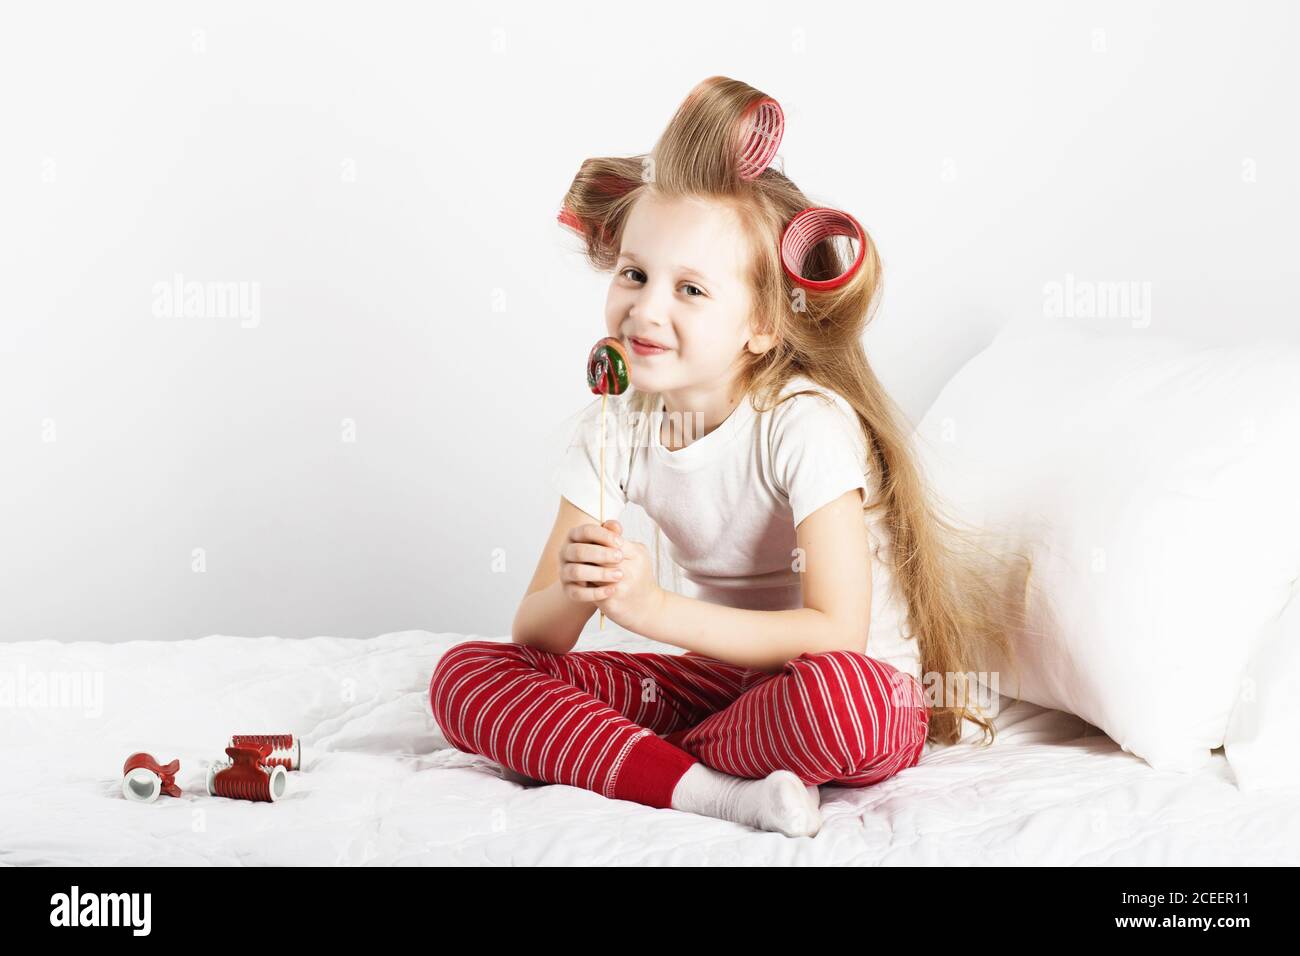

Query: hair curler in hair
779;207;867;291
735;96;784;180
557;205;615;245
556;169;637;243
557;204;619;248
556;206;585;235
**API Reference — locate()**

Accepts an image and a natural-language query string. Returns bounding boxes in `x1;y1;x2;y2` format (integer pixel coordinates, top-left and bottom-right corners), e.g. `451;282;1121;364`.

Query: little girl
430;76;1023;837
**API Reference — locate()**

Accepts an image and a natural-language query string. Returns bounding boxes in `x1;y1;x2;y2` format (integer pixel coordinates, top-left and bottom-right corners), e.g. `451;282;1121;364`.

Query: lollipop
587;336;630;397
586;336;630;630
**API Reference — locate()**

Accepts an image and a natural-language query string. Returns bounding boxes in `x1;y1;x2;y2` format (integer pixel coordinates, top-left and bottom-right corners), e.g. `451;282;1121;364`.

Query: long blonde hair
558;76;1030;747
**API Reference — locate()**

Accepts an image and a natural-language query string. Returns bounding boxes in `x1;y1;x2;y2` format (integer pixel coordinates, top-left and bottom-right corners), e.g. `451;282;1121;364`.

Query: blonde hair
558;76;1030;747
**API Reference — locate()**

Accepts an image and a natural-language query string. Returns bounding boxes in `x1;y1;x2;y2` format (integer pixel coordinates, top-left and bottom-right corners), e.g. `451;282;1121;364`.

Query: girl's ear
746;330;778;355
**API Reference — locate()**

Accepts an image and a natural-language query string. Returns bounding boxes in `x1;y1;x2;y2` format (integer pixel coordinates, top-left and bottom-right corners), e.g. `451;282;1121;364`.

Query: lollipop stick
598;390;607;630
585;336;627;632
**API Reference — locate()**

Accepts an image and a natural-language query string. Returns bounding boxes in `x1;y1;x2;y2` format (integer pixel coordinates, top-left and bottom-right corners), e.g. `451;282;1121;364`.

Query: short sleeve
771;391;870;529
549;394;631;523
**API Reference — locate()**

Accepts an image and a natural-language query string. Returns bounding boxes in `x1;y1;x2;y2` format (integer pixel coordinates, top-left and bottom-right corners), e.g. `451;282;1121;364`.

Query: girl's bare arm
625;489;873;672
511;497;623;655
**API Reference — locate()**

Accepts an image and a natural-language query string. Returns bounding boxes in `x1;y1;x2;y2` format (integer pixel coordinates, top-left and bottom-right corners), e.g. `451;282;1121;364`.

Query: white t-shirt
550;374;921;684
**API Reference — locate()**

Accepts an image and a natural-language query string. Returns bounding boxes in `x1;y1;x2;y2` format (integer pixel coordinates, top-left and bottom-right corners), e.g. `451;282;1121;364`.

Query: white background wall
2;1;1296;643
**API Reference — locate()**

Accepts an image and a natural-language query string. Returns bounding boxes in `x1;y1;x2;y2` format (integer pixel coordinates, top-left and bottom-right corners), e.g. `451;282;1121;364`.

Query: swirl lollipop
587;336;630;397
586;336;630;630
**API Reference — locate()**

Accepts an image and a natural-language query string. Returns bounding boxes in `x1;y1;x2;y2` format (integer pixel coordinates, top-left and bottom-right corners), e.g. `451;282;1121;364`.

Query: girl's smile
629;335;671;356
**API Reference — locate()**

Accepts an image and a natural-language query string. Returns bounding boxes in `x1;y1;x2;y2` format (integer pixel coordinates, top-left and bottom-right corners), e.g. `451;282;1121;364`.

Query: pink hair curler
736;96;784;180
779;207;867;291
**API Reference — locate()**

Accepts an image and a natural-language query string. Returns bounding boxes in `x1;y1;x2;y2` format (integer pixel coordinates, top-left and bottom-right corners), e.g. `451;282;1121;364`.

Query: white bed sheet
2;629;1297;866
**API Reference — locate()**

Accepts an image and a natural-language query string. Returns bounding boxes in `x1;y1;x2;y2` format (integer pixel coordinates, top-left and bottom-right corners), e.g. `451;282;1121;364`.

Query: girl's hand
559;519;664;633
590;520;665;634
559;518;627;607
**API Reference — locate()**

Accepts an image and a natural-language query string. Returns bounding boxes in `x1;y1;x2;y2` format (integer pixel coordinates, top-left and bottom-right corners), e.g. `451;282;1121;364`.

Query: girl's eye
619;268;706;298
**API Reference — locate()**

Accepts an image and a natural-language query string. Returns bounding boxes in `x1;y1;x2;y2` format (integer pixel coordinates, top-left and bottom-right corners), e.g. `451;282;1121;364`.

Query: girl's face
605;192;760;400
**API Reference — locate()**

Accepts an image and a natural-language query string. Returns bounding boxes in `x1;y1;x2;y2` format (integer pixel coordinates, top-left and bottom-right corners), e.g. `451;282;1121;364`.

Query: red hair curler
557;172;636;242
207;743;288;803
556;206;584;235
229;733;301;771
779;207;867;291
736;96;784;180
557;206;615;246
121;752;181;803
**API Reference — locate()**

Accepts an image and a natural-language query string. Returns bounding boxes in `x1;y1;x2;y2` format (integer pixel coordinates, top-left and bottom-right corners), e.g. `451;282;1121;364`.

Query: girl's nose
629;282;674;321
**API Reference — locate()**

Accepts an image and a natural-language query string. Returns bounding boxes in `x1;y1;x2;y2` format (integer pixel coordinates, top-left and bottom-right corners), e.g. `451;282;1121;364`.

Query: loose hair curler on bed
207;742;288;803
121;752;182;803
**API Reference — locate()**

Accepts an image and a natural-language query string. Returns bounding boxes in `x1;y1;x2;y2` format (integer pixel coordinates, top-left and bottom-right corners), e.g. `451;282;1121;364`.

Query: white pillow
915;316;1300;773
1224;587;1300;790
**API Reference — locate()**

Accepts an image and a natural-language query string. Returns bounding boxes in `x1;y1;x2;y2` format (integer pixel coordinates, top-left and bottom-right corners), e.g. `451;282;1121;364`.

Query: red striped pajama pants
428;640;930;810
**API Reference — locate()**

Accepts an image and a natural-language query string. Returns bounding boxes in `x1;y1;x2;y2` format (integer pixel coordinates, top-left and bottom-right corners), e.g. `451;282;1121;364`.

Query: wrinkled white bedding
2;629;1296;866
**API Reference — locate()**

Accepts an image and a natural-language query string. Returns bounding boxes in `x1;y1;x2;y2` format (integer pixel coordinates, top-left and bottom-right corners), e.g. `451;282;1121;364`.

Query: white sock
670;762;823;837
